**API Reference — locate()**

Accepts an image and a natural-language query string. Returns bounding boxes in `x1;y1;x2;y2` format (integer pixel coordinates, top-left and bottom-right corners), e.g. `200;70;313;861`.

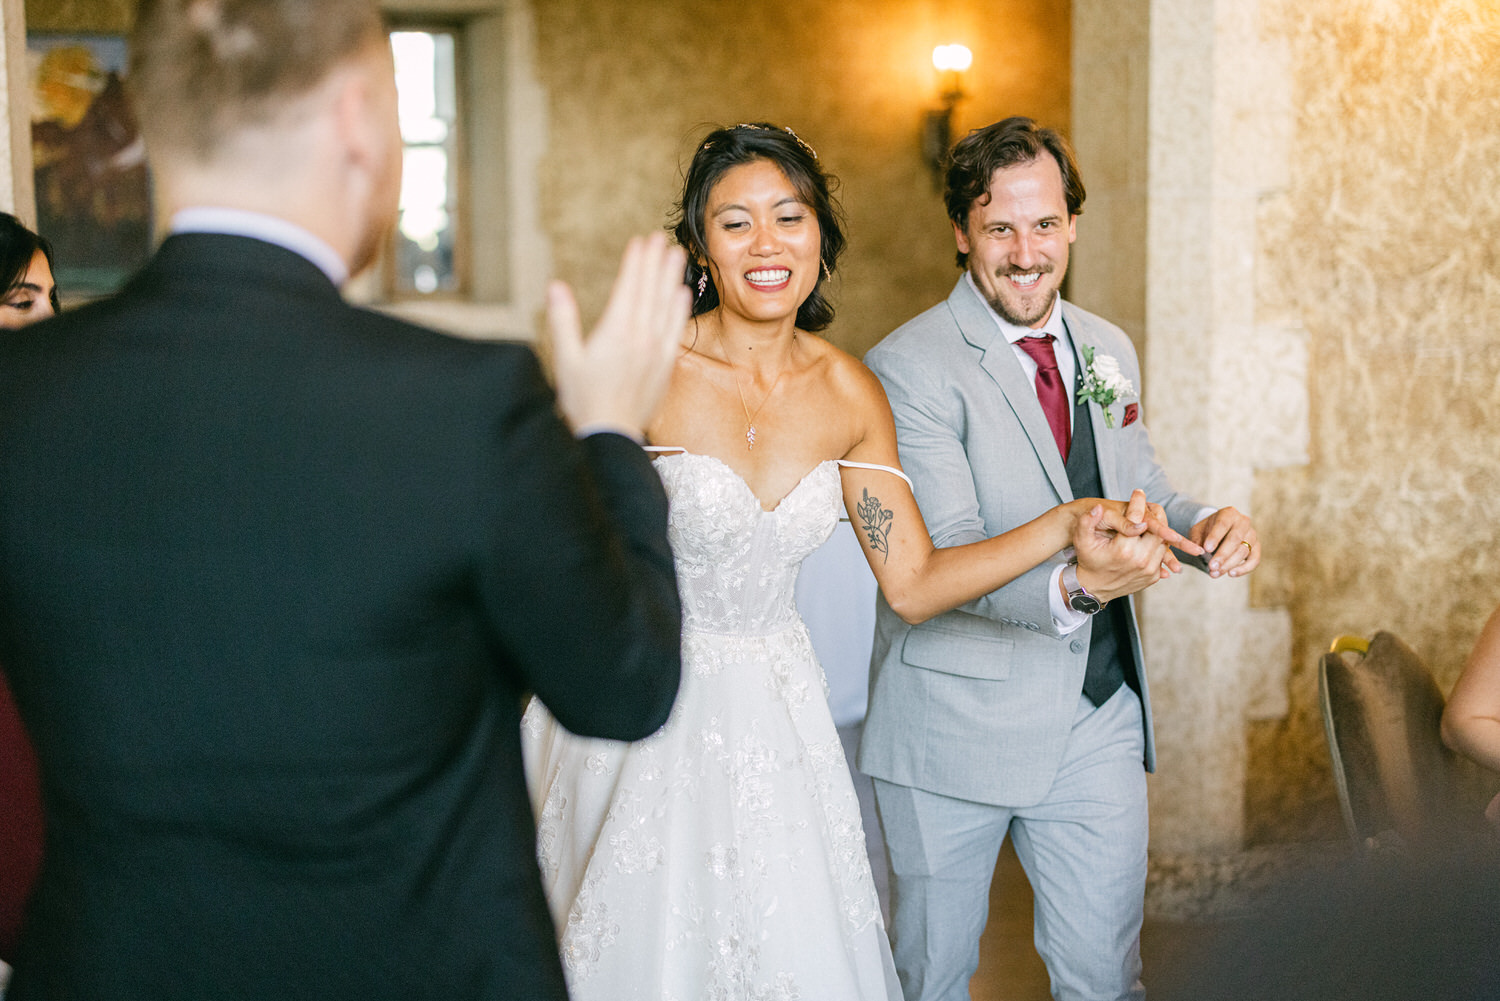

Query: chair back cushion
1320;631;1465;845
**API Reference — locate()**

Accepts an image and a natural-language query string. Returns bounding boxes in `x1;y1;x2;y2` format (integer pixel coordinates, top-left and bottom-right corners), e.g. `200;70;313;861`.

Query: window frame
359;0;550;341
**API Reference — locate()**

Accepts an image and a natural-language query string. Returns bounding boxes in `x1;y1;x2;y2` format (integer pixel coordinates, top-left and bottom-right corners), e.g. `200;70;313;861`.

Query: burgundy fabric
0;669;43;962
1016;334;1071;460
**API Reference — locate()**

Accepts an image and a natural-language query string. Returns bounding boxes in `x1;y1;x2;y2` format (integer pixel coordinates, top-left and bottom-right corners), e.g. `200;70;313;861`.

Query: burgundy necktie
1016;334;1071;461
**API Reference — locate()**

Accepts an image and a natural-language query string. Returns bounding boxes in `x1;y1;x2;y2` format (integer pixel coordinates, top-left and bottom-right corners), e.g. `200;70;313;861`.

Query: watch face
1069;591;1102;615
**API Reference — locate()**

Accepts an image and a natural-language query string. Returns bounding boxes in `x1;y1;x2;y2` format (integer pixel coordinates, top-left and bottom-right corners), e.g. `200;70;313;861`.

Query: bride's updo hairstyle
671;123;846;333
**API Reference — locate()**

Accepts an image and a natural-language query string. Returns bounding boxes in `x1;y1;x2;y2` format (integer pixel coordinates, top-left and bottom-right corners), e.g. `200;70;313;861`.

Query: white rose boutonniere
1077;345;1137;428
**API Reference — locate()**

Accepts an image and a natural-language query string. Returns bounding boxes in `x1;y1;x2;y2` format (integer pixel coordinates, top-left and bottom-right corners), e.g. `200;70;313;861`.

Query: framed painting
29;33;152;297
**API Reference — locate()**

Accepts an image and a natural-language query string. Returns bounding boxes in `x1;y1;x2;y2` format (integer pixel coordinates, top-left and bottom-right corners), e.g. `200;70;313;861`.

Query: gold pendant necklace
717;332;791;450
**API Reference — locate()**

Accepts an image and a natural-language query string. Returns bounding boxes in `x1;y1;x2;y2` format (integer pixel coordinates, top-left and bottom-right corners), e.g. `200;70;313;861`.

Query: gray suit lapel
950;280;1072;501
1060;304;1119;499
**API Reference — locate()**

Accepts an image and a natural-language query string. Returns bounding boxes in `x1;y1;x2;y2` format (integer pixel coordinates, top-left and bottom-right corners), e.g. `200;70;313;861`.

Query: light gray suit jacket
858;277;1207;807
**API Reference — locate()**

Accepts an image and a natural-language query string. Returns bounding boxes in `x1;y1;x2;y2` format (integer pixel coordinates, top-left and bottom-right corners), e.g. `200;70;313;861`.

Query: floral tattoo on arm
856;488;893;563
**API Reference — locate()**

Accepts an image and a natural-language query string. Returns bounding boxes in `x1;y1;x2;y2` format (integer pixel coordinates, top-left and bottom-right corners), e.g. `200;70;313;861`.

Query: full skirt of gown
522;452;901;1001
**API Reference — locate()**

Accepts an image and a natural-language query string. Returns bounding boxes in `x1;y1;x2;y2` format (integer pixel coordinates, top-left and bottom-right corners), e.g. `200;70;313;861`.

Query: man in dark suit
0;1;689;998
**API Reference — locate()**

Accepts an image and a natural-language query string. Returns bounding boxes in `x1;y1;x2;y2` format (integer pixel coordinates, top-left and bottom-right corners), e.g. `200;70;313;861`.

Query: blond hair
129;0;386;160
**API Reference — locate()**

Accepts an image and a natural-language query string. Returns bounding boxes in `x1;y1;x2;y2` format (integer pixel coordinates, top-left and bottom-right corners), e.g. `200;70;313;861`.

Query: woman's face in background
1;251;58;329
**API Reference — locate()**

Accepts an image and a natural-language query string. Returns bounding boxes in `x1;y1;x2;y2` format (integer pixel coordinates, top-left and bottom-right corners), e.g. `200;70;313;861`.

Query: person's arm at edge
1442;604;1500;774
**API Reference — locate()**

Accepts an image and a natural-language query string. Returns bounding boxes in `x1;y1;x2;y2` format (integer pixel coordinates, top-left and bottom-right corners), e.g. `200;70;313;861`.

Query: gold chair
1317;631;1470;850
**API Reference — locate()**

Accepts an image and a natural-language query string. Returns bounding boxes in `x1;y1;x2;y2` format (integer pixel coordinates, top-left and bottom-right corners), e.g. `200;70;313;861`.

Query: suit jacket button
1070;639;1086;654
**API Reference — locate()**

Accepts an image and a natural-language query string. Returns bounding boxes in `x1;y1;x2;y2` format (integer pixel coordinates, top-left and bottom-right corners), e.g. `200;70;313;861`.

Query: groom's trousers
872;686;1148;1001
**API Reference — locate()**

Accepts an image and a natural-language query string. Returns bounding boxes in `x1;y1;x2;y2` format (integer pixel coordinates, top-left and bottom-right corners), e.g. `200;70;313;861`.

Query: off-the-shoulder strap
644;445;687;454
836;459;914;489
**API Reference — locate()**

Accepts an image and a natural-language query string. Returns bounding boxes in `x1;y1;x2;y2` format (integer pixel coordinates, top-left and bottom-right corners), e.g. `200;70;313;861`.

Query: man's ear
952;220;972;256
330;63;380;177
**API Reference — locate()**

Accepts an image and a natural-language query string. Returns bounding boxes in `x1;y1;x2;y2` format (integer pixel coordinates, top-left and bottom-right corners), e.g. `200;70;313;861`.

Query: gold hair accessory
714;123;820;160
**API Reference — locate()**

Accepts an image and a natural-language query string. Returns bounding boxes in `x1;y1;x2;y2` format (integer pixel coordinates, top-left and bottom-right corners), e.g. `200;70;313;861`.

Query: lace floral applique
608;826;666;875
560;869;620;982
534;788;566;885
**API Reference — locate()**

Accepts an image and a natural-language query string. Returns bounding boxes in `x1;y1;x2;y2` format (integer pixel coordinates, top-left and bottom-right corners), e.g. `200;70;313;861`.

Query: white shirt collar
170;207;350;288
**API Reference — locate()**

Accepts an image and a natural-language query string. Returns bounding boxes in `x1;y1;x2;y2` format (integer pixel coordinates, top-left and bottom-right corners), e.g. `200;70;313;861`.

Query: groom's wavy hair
129;0;387;162
671;123;846;333
944;117;1087;270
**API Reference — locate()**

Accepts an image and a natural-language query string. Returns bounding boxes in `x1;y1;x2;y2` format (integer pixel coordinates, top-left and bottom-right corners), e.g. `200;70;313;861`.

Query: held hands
1068;490;1203;604
548;234;692;437
1189;506;1259;579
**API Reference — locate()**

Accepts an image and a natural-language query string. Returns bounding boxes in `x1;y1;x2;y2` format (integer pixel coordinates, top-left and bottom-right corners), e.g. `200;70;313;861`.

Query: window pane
390;30;459;296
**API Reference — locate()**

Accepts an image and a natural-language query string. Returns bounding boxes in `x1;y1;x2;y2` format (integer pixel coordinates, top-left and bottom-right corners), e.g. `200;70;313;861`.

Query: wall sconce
923;43;972;184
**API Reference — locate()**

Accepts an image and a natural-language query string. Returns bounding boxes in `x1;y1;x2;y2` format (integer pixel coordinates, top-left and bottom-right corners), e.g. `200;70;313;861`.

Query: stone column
1072;0;1304;886
1;0;35;220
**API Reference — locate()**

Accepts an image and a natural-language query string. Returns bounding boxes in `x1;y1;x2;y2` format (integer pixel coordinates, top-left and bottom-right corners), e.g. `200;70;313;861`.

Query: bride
522;123;1192;1000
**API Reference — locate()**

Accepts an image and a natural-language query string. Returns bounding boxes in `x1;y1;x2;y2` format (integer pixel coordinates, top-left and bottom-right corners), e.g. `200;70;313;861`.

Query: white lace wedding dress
522;450;901;1001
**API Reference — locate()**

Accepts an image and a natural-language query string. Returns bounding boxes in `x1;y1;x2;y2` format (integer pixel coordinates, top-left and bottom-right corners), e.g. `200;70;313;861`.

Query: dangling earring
696;270;708;298
821;259;832;281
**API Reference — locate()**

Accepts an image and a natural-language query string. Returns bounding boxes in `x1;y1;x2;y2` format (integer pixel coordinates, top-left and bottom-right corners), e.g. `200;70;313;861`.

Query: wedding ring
1240;541;1253;554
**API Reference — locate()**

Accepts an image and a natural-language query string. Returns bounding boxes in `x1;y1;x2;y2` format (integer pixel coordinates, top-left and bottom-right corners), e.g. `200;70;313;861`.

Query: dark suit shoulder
341;305;544;375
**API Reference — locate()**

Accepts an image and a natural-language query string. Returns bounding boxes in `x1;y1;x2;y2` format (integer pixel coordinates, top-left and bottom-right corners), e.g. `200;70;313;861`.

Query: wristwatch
1061;563;1105;615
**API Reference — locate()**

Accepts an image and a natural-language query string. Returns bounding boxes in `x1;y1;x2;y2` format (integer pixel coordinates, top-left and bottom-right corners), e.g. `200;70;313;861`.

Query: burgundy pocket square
1123;403;1139;427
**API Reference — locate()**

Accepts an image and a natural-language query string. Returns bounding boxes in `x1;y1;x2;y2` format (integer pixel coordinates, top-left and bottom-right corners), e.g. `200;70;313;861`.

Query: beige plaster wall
24;0;131;32
27;0;1070;354
1069;0;1149;354
530;0;1071;357
1248;0;1500;842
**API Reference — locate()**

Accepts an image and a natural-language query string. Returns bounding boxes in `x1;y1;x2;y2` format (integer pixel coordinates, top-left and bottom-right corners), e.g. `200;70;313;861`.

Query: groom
861;117;1258;1001
0;1;688;998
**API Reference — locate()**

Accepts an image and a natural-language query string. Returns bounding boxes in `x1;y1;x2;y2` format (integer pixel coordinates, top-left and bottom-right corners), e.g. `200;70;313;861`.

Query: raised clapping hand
1070;490;1203;604
548;233;692;438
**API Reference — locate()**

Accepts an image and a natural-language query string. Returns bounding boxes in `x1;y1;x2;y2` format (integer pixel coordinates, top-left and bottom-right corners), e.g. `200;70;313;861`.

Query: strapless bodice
652;452;841;636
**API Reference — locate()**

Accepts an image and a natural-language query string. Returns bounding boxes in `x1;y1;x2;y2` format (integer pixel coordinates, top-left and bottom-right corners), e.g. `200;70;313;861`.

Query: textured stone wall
1107;0;1303;859
530;0;1071;356
1248;0;1500;842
